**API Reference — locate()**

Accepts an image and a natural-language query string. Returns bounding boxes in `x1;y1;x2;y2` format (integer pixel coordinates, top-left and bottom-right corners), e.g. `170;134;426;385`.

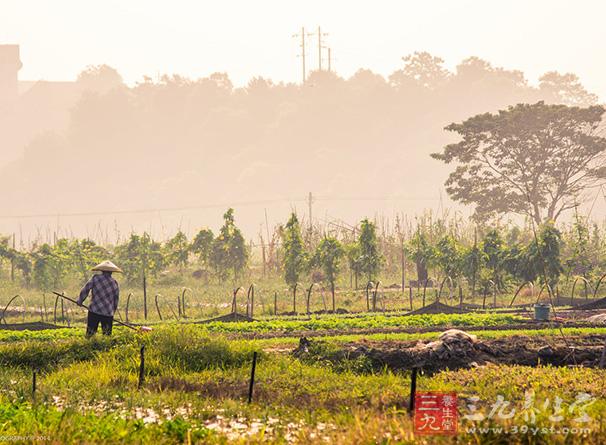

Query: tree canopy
358;219;383;282
282;213;307;290
4;54;600;236
210;209;248;281
432;102;606;224
312;237;344;311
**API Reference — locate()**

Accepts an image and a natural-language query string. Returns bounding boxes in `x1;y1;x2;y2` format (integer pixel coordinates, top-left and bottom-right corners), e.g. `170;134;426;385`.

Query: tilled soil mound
293;330;606;373
552;297;602;307
198;312;256;323
0;321;66;331
405;301;470;315
572;297;606;310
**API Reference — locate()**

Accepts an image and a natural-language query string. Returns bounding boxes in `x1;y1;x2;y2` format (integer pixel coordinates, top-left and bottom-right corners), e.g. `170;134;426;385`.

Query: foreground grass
0;323;605;443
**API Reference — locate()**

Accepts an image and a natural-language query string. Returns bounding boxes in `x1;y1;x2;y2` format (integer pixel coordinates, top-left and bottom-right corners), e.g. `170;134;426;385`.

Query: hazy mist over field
1;0;604;245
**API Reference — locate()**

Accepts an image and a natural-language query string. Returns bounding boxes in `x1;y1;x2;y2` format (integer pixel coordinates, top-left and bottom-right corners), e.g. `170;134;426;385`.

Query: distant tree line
1;71;605;301
2;52;599;225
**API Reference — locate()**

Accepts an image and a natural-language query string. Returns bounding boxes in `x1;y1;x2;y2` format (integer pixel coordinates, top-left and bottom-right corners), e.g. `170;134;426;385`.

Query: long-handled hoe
52;292;152;332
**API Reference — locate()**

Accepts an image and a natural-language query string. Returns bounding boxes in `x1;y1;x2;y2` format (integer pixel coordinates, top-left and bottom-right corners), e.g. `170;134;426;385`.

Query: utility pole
316;27;329;71
318;27;322;71
301;27;306;83
293;27;311;84
327;48;332;72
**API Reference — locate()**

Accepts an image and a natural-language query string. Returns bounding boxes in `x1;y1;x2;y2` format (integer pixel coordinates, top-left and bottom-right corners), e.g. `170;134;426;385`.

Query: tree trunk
331;281;335;312
416;260;428;283
401;242;406;295
143;272;148;320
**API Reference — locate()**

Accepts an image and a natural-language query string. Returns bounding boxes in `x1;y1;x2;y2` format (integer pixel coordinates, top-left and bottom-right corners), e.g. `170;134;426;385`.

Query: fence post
408;367;418;415
143;274;148;320
248;351;258;403
138;345;145;389
32;369;37;401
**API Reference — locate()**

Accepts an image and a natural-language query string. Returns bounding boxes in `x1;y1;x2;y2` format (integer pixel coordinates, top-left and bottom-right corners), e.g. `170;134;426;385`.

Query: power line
0;198;306;220
0;195;442;220
315;195;441;202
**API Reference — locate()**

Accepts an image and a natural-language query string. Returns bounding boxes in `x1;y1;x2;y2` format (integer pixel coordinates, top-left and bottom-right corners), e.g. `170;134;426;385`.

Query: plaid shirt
78;273;120;317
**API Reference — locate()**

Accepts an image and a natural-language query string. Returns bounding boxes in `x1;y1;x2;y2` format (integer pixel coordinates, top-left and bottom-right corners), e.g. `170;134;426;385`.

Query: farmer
77;260;122;337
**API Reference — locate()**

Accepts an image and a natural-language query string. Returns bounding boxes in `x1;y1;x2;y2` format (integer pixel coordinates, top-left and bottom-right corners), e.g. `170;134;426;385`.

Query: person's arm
77;276;95;305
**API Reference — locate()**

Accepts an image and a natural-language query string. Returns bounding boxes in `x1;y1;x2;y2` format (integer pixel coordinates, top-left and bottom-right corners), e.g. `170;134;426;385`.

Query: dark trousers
86;311;114;337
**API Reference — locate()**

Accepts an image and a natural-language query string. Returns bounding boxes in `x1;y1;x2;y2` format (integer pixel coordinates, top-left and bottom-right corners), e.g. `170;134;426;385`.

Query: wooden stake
143;274;148;320
32;370;37;400
408;368;418;415
138;345;145;389
248;352;258;403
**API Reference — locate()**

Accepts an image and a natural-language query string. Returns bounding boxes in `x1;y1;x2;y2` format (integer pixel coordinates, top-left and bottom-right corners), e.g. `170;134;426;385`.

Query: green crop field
1;207;606;443
0;314;604;444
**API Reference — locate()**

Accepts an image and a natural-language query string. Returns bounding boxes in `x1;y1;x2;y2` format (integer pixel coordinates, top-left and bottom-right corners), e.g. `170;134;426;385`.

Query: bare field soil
295;333;606;373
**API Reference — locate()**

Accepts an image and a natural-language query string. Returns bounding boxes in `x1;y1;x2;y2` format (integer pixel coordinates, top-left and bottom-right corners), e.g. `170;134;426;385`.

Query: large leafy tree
312;237;344;312
191;228;214;269
390;51;450;90
405;230;435;283
0;236;31;285
13;252;32;287
434;235;463;281
432;102;606;224
71;239;108;282
31;244;64;290
282;213;307;293
506;224;563;291
539;72;598;107
114;233;164;284
164;230;190;270
358;219;383;282
532;224;564;290
482;229;507;290
31;240;77;290
344;242;363;289
462;238;486;297
210;208;248;281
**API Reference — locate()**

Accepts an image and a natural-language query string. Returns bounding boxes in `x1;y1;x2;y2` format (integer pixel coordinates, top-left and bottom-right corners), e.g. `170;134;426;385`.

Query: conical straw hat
91;260;123;273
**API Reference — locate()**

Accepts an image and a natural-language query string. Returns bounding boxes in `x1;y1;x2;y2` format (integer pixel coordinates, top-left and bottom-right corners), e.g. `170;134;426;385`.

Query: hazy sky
2;0;606;100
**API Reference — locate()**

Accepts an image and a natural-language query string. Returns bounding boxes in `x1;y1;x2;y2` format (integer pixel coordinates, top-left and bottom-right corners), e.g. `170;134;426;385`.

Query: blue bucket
534;303;550;321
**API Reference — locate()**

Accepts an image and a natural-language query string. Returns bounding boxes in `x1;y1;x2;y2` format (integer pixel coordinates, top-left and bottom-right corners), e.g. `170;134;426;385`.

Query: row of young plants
0;208;247;290
1;207;606;302
0;312;525;343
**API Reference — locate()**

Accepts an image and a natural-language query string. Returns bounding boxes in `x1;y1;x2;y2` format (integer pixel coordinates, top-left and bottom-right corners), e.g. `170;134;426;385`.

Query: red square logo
414;391;458;435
